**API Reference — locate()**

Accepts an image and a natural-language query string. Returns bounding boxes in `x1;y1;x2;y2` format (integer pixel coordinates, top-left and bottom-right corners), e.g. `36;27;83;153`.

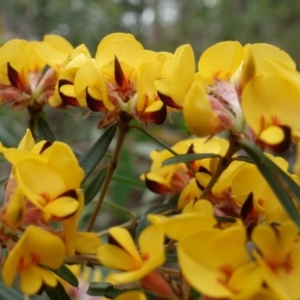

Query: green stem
130;125;178;156
130;125;196;174
199;136;241;199
87;120;130;232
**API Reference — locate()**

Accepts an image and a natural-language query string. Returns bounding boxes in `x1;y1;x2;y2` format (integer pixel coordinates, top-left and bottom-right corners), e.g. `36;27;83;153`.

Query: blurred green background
0;0;300;298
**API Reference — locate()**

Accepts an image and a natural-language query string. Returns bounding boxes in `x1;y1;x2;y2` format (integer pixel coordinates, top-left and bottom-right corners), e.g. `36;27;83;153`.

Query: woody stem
87;119;130;232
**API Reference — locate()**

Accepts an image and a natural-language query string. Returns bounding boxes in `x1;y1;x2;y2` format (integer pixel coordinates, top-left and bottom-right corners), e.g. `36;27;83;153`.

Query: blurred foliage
1;0;300;63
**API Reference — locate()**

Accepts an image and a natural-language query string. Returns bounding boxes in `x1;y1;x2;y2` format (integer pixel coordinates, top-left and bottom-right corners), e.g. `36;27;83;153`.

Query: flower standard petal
198;41;243;84
14;159;67;209
242;73;300;146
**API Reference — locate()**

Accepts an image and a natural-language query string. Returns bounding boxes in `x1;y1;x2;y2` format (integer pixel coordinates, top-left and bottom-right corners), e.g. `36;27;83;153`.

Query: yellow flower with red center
142;136;228;209
0;35;73;110
57;33;167;128
1;131;84;227
178;222;262;299
97;225;165;283
2;225;65;295
252;221;300;299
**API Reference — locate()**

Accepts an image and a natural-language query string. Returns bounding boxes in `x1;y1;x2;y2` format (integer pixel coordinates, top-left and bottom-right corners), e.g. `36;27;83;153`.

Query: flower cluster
0;32;300;300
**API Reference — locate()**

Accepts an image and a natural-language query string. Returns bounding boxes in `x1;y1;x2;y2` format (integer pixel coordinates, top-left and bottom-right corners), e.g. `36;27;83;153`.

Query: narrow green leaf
88;282;157;300
49;264;79;287
240;140;300;227
162;153;221;166
112;175;145;188
215;216;237;223
44;281;71;300
135;215;150;243
230;155;255;164
84;168;108;205
36;115;56;142
87;282;123;298
79;123;117;182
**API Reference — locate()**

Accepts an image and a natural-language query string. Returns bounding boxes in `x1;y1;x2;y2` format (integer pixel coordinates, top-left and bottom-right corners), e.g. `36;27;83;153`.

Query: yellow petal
114;291;146;300
20;265;42;295
15;159;66;208
259;125;285;145
75;232;101;254
198;41;243;84
183;81;220;137
18;129;35;151
108;227;142;264
97;244;141;271
43;196;79;220
171;44;195;107
242;73;300;135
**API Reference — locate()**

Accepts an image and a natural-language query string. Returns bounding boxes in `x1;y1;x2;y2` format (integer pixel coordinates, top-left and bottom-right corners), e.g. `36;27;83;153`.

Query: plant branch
87;120;130;231
199;135;241;199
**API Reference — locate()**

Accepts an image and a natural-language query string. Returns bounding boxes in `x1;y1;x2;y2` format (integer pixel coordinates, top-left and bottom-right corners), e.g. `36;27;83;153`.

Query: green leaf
240;140;300;227
87;282;157;300
84;167;108;205
162;153;221;166
215;216;236;223
79;123;117;182
230;155;255;164
49;264;79;287
44;281;71;300
87;282;123;298
135;214;150;243
36;115;56;142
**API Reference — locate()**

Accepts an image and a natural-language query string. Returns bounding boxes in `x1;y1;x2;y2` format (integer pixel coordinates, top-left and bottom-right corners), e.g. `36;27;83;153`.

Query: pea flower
142;136;228;209
252;221;300;300
2;225;65;295
57;33;167;128
0;35;72;111
97;225;165;284
1;131;84;228
178;223;262;299
181;41;300;151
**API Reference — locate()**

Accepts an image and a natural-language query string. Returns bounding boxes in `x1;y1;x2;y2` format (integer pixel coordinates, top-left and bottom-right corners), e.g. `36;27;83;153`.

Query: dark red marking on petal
157;91;182;109
197;166;212;175
39;140;52;154
7;62;23;89
241;192;254;221
145;103;167;125
114;56;126;88
187;143;195;154
58;79;79;106
267;125;291;153
56;189;78;200
145;174;170;194
86;87;106;112
108;234;126;251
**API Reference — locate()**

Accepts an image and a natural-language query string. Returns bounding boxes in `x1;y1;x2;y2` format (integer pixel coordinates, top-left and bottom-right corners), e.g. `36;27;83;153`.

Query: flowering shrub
0;32;300;300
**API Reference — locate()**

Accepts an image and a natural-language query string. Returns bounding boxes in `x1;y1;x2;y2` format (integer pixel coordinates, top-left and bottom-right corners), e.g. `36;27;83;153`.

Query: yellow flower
148;199;216;241
64;33;167;128
154;44;195;109
0;39;52;109
178;223;262;299
242;73;300;152
1;135;84;226
2;225;65;295
252;221;300;300
114;291;146;300
97;225;165;283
